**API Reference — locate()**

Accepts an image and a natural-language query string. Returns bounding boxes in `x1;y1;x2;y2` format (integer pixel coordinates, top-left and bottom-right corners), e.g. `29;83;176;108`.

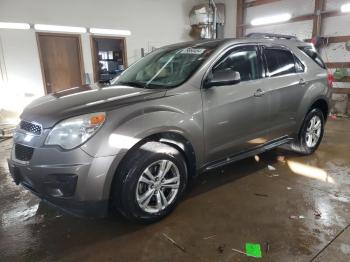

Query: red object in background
311;37;318;46
327;73;333;88
330;114;337;120
311;36;327;49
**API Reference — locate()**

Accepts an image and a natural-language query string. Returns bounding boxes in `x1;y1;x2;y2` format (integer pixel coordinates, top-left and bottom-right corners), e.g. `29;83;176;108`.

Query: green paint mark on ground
245;243;262;258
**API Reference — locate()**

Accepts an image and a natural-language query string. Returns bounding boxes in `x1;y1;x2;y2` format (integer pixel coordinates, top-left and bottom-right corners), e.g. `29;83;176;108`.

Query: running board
204;137;294;171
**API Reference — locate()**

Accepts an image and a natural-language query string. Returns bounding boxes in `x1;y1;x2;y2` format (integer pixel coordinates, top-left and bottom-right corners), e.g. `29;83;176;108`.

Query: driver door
202;44;271;163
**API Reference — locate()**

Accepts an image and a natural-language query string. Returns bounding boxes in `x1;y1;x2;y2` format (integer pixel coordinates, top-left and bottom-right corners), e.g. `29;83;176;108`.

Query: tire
289;108;325;155
111;141;188;223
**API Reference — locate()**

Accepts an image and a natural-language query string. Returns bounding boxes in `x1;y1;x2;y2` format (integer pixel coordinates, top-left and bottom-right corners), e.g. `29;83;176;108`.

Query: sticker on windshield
180;48;206;55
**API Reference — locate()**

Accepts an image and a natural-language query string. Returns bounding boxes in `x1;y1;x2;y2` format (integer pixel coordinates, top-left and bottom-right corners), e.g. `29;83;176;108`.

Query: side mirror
205;69;241;88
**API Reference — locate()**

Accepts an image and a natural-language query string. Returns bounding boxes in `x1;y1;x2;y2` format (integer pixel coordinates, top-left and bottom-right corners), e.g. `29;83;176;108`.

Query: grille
15;144;34;161
19;120;42;135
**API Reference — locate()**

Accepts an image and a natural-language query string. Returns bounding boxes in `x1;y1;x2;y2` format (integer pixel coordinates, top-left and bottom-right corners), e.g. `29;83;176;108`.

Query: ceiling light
341;3;350;13
34;24;87;33
251;13;292;26
89;28;131;36
0;22;30;30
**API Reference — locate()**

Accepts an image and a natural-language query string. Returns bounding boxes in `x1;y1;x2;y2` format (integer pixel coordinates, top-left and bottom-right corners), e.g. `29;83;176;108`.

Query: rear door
202;44;271;163
261;45;305;139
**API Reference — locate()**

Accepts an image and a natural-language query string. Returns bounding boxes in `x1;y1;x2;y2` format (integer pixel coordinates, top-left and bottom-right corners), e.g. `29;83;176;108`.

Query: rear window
298;46;326;69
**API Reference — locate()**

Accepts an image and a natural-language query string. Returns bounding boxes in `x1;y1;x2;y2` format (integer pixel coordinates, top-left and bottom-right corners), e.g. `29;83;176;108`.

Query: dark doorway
91;36;127;84
36;33;85;93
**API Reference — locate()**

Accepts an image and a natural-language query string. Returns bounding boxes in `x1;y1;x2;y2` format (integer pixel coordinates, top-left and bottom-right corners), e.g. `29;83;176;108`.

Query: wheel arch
309;98;329;121
296;96;329;135
118;132;197;178
107;131;198;208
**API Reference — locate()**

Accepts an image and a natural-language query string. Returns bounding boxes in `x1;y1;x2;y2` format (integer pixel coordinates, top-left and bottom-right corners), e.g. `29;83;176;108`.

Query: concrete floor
1;119;350;262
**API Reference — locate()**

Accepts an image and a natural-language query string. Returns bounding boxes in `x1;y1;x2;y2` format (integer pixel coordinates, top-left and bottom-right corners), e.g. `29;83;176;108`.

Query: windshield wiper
117;80;166;89
116;81;146;88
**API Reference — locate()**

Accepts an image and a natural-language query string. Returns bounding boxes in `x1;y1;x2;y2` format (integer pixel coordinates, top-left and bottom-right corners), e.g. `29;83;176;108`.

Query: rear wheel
289;108;325;155
111;142;188;223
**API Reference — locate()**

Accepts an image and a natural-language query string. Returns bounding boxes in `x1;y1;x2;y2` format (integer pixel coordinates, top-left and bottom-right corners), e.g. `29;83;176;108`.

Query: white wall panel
246;0;315;24
223;0;237;38
325;0;349;11
0;30;43;117
246;20;313;39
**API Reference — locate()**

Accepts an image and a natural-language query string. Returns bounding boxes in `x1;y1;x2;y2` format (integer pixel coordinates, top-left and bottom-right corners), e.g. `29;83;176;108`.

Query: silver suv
8;34;331;223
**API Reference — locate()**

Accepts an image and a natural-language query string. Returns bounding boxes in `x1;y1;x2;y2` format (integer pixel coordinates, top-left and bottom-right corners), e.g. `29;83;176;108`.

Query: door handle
299;79;306;86
254;88;265;97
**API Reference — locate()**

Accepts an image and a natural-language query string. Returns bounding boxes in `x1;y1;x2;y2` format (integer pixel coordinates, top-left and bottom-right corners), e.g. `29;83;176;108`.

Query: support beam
323;10;348;18
332;88;350;94
312;0;325;37
236;0;245;37
327;36;350;43
245;0;280;8
305;35;350;43
326;62;350;68
334;76;350;83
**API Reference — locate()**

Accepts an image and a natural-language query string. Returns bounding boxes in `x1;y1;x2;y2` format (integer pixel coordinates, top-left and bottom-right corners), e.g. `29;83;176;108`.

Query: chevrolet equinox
8;34;332;223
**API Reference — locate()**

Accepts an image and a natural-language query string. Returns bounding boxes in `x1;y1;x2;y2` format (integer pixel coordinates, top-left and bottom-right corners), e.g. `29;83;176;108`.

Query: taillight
327;73;333;88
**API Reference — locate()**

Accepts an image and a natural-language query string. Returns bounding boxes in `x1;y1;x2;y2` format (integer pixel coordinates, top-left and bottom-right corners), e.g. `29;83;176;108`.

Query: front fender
81;108;204;164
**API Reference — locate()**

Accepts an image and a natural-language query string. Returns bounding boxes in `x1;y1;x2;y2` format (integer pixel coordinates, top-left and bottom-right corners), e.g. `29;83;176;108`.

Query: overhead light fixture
251;13;292;26
34;24;87;33
0;22;30;30
89;28;131;36
341;3;350;13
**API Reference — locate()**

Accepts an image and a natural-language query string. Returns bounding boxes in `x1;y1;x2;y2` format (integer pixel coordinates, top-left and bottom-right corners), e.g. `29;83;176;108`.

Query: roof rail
246;33;299;41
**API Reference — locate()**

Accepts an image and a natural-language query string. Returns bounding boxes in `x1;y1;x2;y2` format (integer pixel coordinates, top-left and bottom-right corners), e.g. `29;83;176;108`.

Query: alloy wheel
305;115;322;148
136;160;180;213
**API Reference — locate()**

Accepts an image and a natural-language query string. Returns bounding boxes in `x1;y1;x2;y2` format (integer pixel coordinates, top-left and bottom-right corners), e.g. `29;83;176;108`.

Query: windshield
112;44;217;88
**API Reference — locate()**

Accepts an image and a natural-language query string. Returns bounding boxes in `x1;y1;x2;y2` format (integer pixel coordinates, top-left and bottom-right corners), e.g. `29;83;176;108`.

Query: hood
21;84;165;128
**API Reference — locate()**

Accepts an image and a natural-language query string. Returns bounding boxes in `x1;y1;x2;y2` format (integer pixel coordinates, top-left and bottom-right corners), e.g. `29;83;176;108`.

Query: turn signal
90;113;106;125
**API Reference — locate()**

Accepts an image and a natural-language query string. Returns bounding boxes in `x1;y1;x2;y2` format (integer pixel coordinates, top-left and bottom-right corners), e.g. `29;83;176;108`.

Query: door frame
36;32;85;94
90;35;128;83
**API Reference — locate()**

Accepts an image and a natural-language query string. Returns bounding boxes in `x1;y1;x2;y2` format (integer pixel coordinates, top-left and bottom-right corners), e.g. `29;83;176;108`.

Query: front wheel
289;108;325;155
111;142;188;223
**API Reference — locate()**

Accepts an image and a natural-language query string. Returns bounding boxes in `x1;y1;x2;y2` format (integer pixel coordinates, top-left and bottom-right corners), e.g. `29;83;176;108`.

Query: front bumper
7;145;119;218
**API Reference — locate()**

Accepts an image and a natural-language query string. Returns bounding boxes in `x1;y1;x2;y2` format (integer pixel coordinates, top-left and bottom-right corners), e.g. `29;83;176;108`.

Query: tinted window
298;46;326;69
212;45;261;82
264;48;296;77
294;56;305;73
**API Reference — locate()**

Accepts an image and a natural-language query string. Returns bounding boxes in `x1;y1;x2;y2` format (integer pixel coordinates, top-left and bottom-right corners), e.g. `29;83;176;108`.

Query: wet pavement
1;118;350;262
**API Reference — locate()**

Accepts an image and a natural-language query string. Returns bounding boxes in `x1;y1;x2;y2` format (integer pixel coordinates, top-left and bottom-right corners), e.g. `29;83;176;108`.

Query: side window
298;46;326;69
264;48;296;77
294;55;305;73
212;46;261;82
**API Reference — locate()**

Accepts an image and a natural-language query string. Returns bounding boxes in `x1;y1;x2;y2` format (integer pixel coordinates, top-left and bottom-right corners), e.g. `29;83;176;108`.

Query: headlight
45;112;106;149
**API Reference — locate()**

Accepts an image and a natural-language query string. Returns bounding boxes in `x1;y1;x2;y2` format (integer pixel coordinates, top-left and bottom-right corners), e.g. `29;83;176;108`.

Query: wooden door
37;33;84;93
